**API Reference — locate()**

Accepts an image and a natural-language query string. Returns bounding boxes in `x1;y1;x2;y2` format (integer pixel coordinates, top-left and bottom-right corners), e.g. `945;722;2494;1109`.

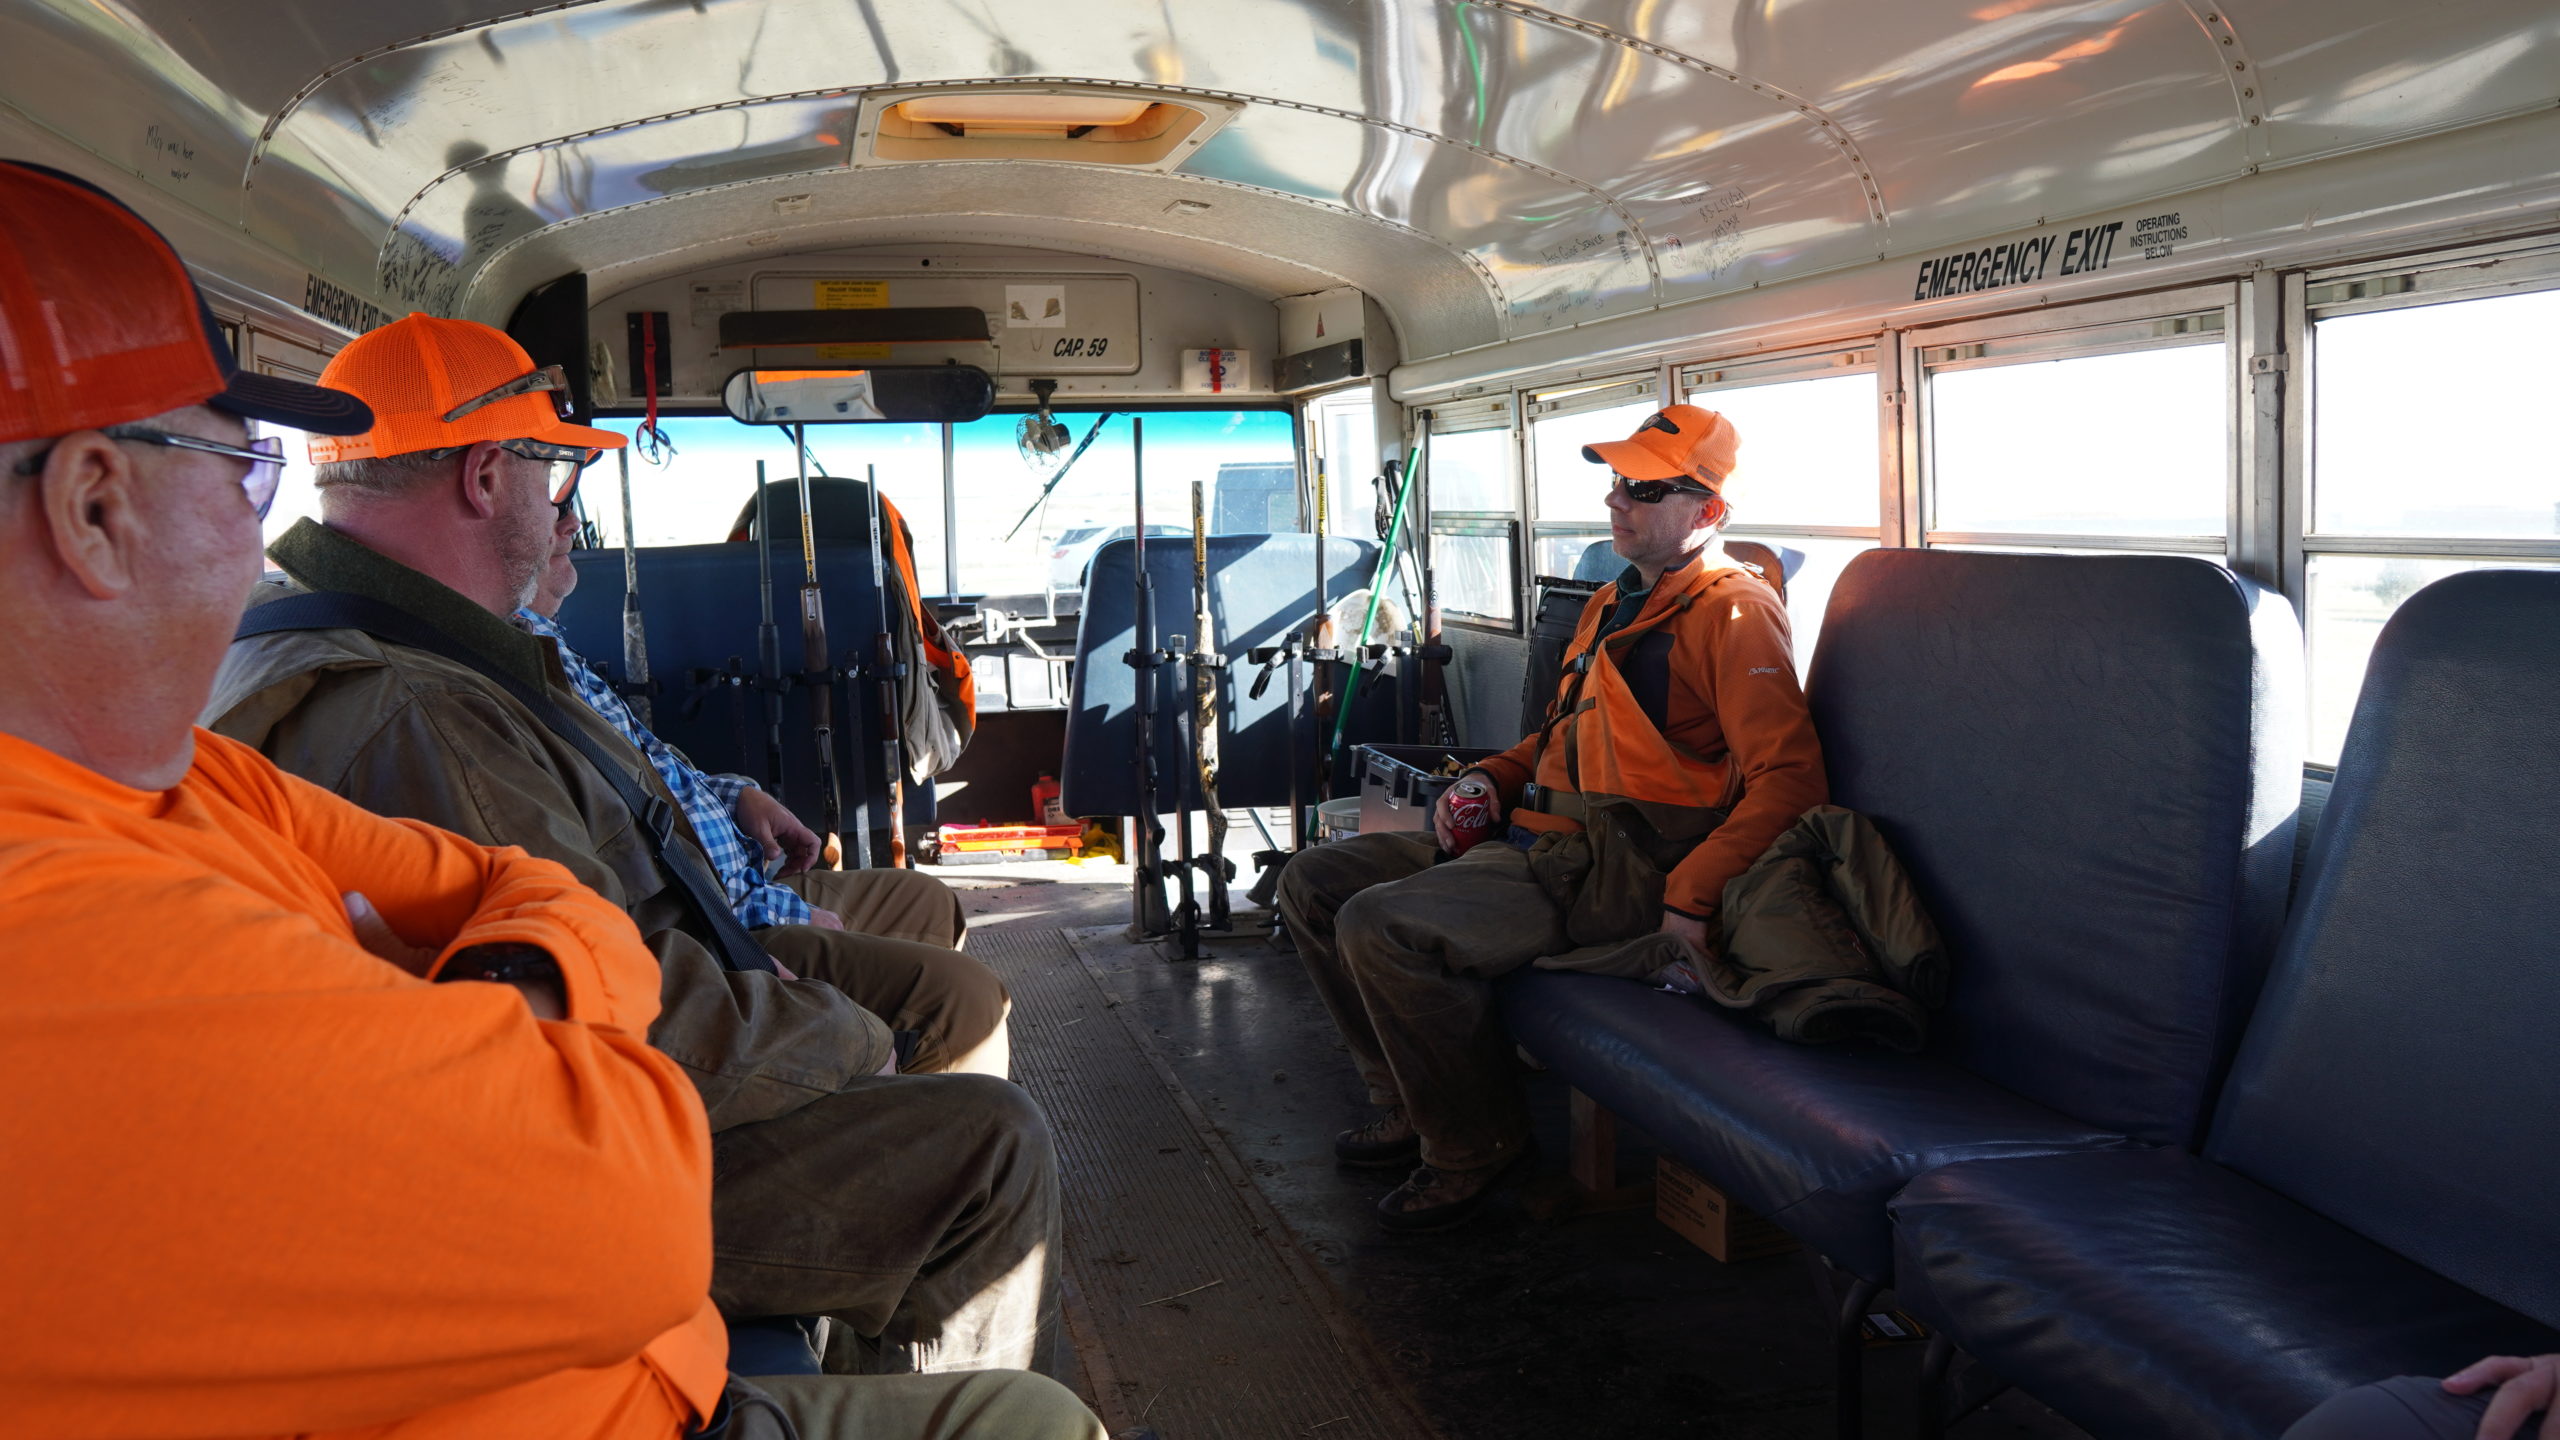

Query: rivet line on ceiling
1468;0;1889;228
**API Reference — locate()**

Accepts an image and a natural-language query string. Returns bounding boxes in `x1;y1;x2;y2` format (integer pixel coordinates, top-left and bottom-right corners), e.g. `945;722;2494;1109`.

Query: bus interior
7;1;2560;1435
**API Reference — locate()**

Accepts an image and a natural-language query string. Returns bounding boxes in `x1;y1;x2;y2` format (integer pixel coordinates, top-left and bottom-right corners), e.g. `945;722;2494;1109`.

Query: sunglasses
1611;474;1719;505
443;363;574;424
417;436;599;505
13;424;287;520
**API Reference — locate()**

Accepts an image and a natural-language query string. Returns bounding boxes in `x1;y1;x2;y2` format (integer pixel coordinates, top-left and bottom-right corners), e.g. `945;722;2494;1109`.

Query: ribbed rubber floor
971;922;1438;1440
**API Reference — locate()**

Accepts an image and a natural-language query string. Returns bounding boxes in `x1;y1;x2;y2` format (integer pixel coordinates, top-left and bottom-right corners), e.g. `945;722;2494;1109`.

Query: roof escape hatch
855;86;1242;170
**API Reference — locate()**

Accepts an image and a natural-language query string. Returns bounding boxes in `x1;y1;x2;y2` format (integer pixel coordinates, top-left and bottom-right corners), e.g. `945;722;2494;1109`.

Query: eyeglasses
417;436;599;505
11;424;286;520
1611;475;1718;505
442;363;574;424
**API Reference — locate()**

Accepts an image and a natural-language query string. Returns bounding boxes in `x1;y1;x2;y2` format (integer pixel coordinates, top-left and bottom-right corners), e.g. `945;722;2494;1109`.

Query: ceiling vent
854;86;1241;170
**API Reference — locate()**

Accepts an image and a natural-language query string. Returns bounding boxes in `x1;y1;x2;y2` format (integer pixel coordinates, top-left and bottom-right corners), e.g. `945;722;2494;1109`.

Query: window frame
1302;382;1383;539
1675;338;1892;545
1519;372;1664;612
2281;238;2560;765
1904;284;2243;557
1424;393;1528;633
2283;239;2560;601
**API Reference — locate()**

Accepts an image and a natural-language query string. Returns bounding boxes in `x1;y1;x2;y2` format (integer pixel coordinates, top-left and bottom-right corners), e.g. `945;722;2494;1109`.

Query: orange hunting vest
1514;561;1770;845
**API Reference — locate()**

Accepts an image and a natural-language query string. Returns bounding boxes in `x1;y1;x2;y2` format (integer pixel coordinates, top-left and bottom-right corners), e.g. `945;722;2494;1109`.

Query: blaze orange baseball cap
309;313;625;463
0;160;373;447
1581;403;1739;492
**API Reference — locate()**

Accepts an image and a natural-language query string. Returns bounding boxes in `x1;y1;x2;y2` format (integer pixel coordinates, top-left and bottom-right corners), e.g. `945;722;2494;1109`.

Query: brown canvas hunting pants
1278;830;1572;1173
724;869;1052;1377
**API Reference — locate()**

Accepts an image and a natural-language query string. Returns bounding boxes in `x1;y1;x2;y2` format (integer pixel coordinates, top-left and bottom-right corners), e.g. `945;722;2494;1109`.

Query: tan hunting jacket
205;519;890;1128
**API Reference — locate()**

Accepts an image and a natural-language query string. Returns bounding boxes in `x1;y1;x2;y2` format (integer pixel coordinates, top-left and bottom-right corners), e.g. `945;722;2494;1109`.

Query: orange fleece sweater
0;728;725;1439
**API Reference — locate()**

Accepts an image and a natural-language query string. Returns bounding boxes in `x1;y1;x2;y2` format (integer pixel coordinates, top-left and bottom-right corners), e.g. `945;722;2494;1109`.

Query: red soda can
1443;775;1498;856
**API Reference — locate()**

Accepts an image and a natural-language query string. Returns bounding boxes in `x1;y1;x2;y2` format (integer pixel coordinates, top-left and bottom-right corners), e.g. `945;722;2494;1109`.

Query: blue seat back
1571;538;1803;587
2206;570;2560;1329
1806;551;2302;1144
1063;533;1378;816
553;543;895;837
1573;540;1621;583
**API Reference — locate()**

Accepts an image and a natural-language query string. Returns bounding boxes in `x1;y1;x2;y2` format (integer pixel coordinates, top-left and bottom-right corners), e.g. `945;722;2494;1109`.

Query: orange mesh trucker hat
309;314;626;464
1580;403;1740;492
0;160;373;447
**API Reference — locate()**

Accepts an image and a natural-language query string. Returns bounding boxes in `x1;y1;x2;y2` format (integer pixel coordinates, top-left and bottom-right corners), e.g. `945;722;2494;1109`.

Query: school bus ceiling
4;0;2554;364
1395;100;2560;401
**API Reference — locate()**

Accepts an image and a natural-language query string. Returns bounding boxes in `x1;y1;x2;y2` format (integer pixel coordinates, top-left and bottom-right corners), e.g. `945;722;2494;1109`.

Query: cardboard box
1656;1156;1799;1263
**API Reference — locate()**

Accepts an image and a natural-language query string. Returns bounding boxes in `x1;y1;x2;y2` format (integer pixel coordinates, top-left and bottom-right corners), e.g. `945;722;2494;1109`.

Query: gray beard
496;516;551;614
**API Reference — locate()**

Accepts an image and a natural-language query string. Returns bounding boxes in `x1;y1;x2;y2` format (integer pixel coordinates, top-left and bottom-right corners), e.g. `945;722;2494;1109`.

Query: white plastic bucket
1314;797;1363;844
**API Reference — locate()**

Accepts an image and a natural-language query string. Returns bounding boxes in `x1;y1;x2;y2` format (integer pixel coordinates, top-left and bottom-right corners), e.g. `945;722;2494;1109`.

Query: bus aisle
948;852;2090;1440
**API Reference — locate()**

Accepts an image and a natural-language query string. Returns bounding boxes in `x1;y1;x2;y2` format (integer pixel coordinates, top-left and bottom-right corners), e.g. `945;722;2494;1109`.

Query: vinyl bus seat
1500;551;2304;1283
1570;537;1803;593
724;1315;824;1377
553;543;897;840
1060;533;1381;817
1890;569;2560;1439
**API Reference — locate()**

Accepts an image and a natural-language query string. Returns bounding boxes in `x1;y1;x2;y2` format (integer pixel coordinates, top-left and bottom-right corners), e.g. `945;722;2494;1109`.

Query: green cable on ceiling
1454;0;1489;145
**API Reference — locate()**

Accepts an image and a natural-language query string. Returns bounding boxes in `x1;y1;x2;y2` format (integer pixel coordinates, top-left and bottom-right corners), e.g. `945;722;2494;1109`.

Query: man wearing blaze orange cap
207;314;1061;1382
1281;403;1829;1231
0;160;1099;1439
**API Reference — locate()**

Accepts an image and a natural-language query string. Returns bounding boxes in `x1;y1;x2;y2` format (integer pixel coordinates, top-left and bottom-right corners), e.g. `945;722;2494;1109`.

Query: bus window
1427;420;1522;628
1309;388;1380;529
585;419;950;594
1429;426;1516;512
1696;372;1882;531
260;427;324;548
1434;524;1520;627
2306;556;2560;763
1681;368;1886;671
2304;287;2560;762
1530;384;1658;524
947;408;1296;603
1927;342;2228;547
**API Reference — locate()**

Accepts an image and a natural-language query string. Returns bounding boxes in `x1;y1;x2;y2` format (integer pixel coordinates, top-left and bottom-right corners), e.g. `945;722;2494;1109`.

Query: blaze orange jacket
1473;556;1829;919
0;728;726;1439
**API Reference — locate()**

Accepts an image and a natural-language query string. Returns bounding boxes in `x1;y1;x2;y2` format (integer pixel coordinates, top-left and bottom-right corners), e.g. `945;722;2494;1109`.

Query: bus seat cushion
1892;1149;2560;1440
1808;551;2302;1147
2205;569;2560;1332
1501;970;2131;1280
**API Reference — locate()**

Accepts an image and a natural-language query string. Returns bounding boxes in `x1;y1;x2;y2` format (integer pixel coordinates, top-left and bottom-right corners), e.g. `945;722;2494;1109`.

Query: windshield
551;408;1298;604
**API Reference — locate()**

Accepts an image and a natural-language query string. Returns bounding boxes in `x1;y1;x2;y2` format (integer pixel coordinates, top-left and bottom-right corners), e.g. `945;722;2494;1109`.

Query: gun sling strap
236;591;779;974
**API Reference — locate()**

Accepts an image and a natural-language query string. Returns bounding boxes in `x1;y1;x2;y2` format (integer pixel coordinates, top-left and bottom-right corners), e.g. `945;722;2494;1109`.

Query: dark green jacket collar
264;518;553;693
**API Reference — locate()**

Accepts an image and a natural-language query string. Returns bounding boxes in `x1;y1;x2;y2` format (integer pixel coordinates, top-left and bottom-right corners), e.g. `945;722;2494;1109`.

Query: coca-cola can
1443;775;1498;856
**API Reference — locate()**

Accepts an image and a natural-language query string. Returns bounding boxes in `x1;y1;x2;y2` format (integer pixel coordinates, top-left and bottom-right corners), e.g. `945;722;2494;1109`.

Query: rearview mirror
721;365;997;425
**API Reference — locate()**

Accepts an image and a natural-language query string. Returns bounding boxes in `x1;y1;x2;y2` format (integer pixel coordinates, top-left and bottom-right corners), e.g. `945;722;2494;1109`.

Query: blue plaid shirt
516;609;817;930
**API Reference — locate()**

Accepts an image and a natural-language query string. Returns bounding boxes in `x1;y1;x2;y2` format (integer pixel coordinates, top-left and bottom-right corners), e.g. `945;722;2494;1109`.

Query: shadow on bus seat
553;544;896;839
1890;569;2560;1440
1500;554;2300;1353
1060;532;1382;818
